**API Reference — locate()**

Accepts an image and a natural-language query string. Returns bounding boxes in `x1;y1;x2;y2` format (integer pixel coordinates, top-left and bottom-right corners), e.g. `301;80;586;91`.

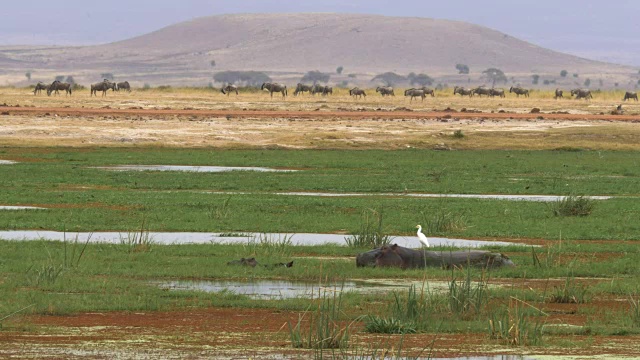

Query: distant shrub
25;72;31;81
584;78;591;87
408;73;434;86
347;74;357;78
371;72;406;86
55;75;65;82
573;73;579;78
560;70;568;77
336;66;343;74
101;73;114;80
213;70;271;86
531;74;540;85
550;195;594;217
456;63;470;74
142;83;151;90
300;70;330;84
210;60;216;67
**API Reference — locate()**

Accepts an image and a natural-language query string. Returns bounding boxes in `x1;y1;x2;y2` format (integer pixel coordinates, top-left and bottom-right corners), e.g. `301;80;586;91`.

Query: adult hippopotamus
356;244;514;269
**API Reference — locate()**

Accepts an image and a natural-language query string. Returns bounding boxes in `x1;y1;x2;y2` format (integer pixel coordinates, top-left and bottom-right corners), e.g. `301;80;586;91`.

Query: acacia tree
301;70;330;84
213;71;272;86
408;73;434;86
531;74;540;85
482;68;507;87
455;64;470;74
25;72;31;81
336;66;343;74
371;72;406;86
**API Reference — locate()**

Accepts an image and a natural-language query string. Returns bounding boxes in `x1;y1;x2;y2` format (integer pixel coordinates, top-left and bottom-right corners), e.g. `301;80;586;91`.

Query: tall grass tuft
422;209;467;235
288;288;351;352
629;294;640;327
345;208;392;248
208;196;232;219
488;299;544;346
244;233;293;257
365;284;443;334
548;276;590;304
119;218;154;253
448;266;490;317
550;195;594;217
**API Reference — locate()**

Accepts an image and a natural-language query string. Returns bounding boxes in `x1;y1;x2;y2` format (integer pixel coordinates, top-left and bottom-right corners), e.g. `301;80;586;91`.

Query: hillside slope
0;13;631;85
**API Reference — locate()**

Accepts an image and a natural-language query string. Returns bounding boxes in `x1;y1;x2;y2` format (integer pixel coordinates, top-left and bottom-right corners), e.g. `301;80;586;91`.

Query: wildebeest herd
32;79;639;102
33;79;131;97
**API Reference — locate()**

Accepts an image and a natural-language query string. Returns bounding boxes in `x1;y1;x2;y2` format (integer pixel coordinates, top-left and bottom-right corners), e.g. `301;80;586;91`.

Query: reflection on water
94;165;297;173
157;280;368;299
201;191;610;202
0;206;47;210
0;231;517;248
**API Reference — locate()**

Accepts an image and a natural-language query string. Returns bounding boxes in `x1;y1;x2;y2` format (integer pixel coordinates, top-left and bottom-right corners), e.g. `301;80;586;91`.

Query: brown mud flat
3;106;640;121
2;307;640;359
3;107;640;150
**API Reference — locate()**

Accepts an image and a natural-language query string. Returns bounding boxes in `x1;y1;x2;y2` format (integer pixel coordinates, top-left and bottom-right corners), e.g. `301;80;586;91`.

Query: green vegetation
345;208;392;248
550;195;594;217
1;148;640;240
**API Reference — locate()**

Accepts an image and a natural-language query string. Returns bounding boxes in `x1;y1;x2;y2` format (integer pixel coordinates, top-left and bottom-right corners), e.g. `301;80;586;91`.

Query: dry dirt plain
1;87;640;150
2;88;640;358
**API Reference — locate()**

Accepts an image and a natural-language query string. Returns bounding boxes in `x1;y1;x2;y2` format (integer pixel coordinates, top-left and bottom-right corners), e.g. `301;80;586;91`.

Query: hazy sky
3;0;639;65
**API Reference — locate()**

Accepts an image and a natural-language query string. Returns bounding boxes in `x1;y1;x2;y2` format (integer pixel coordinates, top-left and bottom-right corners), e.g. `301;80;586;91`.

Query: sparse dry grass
2;87;640;150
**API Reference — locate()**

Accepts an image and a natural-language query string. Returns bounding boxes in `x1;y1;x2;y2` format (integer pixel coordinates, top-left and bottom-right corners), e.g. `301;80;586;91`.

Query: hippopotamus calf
357;244;514;269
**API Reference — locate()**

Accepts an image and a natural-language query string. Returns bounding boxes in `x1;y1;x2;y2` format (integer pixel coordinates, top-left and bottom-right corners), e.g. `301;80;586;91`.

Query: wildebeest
509;86;529;97
623;91;638;101
33;82;49;95
554;89;564;99
261;82;287;98
404;88;426;102
47;81;72;96
453;86;473;97
321;86;333;96
472;86;492;97
376;86;395;96
489;88;505;98
349;87;366;99
571;88;593;100
220;84;238;96
90;80;116;97
293;83;312;96
310;83;325;95
116;81;131;92
419;87;435;97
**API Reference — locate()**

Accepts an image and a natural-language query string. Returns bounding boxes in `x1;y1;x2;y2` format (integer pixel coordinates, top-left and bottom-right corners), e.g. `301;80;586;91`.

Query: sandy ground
1;107;640;150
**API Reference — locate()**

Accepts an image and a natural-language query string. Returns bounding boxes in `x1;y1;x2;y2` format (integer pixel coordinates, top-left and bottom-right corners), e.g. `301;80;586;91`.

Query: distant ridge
0;13;632;86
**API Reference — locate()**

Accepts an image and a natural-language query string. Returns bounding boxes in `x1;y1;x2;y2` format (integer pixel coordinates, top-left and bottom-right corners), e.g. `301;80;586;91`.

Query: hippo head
375;244;405;269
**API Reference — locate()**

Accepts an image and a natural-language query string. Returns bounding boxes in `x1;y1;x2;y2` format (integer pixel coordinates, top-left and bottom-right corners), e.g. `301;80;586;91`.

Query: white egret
415;225;430;247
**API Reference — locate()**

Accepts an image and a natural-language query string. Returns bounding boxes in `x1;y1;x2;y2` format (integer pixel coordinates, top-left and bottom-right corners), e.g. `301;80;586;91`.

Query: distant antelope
554;89;564;99
47;81;72;96
349;87;366;99
489;88;505;98
509;86;529;97
453;86;473;97
261;82;287;98
404;88;426;102
571;88;592;100
90;80;116;97
221;84;238;96
33;82;48;95
293;83;312;96
116;81;131;92
376;86;395;96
